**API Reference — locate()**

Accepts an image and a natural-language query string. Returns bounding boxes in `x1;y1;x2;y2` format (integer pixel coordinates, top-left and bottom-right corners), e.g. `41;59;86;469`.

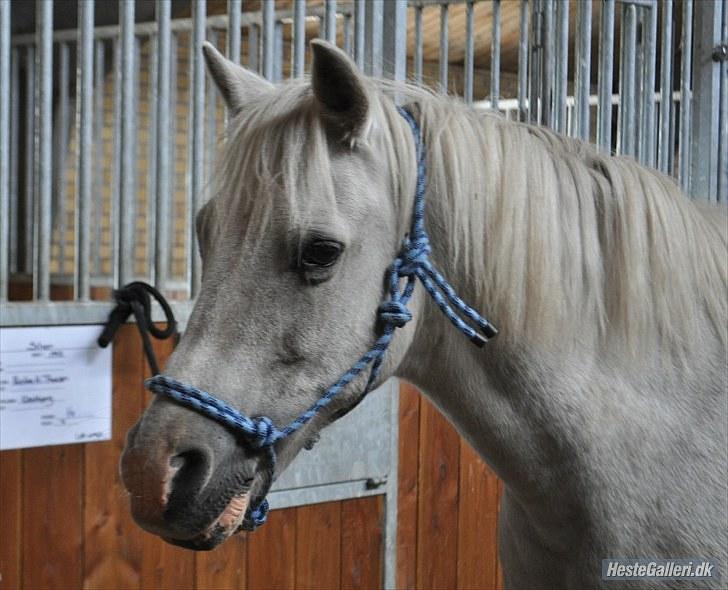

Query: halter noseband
145;106;497;531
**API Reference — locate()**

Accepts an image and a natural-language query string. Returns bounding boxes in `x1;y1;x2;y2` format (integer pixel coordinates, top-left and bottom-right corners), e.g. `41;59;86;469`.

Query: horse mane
212;76;727;355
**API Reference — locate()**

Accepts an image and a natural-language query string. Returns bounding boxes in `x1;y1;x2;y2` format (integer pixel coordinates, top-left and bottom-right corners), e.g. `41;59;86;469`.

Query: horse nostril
167;449;211;507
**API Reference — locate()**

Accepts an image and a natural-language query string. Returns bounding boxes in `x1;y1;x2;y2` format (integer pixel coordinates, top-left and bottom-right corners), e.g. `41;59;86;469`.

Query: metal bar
324;0;337;44
228;0;242;65
439;3;449;92
490;0;501;109
597;0;615;151
119;0;136;287
293;0;306;77
56;42;70;278
23;46;35;275
155;0;172;290
529;0;541;124
541;0;554;127
93;39;104;279
553;0;568;133
678;0;693;192
574;0;591;140
354;0;365;70
76;0;94;300
343;13;352;55
382;0;407;83
414;4;424;84
719;0;728;202
518;0;529;121
657;0;673;172
111;39;121;287
248;24;259;72
35;0;53;300
383;381;400;590
273;22;283;82
262;0;275;80
634;8;644;161
191;0;206;295
641;2;658;167
365;0;383;77
689;0;722;199
0;0;9;300
9;48;19;275
619;4;637;157
464;1;474;103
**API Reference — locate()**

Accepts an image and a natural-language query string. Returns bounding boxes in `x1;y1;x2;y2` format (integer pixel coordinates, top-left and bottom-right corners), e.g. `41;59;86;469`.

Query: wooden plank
139;334;196;589
295;501;341;590
22;443;84;589
246;508;297;590
0;450;22;590
341;496;383;590
496;479;505;590
396;382;421;590
83;324;144;589
416;399;460;590
456;441;500;590
195;535;247;590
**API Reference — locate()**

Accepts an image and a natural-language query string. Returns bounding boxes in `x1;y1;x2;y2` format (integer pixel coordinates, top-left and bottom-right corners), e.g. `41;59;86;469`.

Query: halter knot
248;416;279;448
378;300;413;328
398;234;431;275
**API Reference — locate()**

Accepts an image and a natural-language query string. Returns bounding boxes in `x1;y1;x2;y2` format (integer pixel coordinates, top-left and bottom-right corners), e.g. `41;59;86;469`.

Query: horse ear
311;40;370;141
202;41;273;114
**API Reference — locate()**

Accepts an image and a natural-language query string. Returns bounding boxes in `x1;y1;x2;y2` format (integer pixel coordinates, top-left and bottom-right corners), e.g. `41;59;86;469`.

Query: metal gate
1;2;727;587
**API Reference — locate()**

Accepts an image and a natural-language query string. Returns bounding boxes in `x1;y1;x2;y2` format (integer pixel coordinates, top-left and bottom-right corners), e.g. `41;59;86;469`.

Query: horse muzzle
119;398;270;549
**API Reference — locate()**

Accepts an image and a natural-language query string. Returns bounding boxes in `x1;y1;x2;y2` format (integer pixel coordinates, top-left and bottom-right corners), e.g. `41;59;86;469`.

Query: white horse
121;40;727;589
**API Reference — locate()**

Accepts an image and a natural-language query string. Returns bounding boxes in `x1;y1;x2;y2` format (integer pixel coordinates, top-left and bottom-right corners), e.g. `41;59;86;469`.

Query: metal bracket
712;43;728;62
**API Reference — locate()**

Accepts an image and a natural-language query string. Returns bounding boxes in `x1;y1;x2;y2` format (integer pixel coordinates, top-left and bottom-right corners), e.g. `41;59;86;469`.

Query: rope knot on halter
249;416;279;449
377;300;413;328
397;234;432;275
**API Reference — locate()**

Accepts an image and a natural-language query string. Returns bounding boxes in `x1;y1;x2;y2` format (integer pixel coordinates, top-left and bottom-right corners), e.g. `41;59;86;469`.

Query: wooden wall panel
196;536;247;590
0;450;22;590
246;509;297;590
295;502;341;590
340;496;383;590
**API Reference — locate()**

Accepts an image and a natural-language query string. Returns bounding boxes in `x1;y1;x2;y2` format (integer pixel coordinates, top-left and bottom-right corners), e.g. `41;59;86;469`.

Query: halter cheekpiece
145;106;497;531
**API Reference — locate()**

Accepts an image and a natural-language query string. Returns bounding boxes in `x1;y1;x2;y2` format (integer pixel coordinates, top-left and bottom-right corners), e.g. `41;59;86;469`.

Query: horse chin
165;489;252;551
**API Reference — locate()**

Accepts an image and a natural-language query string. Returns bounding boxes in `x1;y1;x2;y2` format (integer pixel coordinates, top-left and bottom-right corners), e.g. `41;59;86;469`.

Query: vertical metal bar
248;25;259;72
262;0;275;80
518;0;529;121
190;0;206;295
365;0;383;77
111;38;122;287
273;22;283;82
119;0;136;287
718;0;728;202
324;0;337;44
293;0;306;78
93;39;104;280
597;0;615;152
678;0;693;192
343;13;352;56
689;0;722;199
657;0;673;172
619;4;637;157
574;0;591;140
0;0;9;300
541;0;554;127
155;0;171;290
634;8;645;161
553;0;568;132
56;42;70;278
9;48;19;275
382;0;407;84
414;5;424;84
228;0;242;65
439;4;449;92
23;46;35;275
641;2;658;167
491;0;501;109
147;33;158;283
354;0;365;70
464;1;474;104
76;0;94;300
529;0;541;124
35;0;53;300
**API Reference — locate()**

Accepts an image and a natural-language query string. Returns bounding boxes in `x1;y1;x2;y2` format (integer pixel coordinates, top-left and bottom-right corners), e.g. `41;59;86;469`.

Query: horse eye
301;240;343;268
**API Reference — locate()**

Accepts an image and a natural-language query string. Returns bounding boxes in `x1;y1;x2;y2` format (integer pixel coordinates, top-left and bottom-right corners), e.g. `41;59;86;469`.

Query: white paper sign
0;325;112;450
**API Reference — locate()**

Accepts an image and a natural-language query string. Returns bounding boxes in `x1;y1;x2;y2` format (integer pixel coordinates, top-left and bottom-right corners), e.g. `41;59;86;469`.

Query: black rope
98;281;178;375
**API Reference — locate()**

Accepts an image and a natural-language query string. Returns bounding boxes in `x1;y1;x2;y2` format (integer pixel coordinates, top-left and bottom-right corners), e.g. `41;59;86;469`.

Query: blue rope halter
146;106;497;531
